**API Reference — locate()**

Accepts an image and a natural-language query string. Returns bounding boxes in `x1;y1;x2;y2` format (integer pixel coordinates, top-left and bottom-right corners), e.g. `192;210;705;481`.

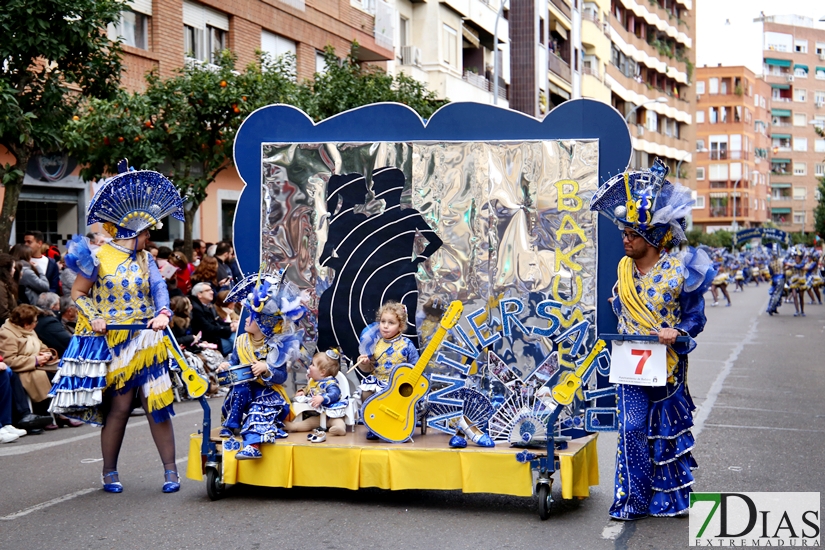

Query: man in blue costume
590;159;715;519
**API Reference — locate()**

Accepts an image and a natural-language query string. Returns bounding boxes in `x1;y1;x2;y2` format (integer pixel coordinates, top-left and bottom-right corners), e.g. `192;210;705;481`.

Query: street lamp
624;97;668;124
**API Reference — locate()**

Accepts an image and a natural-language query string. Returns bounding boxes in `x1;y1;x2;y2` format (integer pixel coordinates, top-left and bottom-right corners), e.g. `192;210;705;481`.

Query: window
696;81;705;95
443;24;457;67
646;110;658;132
183;1;229;64
108;6;150;50
754;93;760;107
696;110;704;123
696;139;705;152
816;91;825;104
709;164;728;181
795;66;808;78
795;39;808;53
794;113;807;126
816;164;825;176
794;137;808;151
399;15;410;47
816;139;825;153
793;211;806;224
709;107;718;124
693;195;705;209
261;31;297;73
315;50;327;74
795;88;807;102
817;42;825;55
709;78;719;94
761;96;766;108
793;187;807;200
793;162;806;176
730;162;742;180
710;135;728;159
817;68;825;80
696;167;705;180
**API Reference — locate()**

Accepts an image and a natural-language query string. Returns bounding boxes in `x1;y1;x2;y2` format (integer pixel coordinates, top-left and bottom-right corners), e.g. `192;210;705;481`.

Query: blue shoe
449;434;467;448
236;444;262;460
162;470;180;493
274;428;289;439
365;430;379;440
219;427;234;438
102;471;123;493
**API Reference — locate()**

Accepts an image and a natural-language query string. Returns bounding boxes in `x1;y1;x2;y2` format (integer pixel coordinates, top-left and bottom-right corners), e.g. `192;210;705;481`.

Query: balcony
549;0;571;20
548;53;571;83
462;70;507;100
709;150;727;160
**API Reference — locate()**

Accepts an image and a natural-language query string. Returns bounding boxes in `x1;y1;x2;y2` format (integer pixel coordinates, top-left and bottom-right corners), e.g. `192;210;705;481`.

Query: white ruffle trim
143;371;173;397
52;360;108;383
109;330;165;374
48;389;104;410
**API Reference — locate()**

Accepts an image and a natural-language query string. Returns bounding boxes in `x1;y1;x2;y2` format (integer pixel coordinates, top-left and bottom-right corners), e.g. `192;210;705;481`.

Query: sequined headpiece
226;267;308;339
87;159;184;239
589;158;693;248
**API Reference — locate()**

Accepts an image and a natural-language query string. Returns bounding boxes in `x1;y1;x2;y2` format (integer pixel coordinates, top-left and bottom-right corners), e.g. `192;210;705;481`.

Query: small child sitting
356;301;419;440
284;349;348;443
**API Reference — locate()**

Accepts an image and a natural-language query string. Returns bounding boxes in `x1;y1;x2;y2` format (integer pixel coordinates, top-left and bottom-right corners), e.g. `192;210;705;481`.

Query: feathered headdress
589;158;693;248
87;159;184;239
226;267;309;339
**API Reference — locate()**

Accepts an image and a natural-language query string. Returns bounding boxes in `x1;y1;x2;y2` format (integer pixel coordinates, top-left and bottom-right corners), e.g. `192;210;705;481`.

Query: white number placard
608;341;667;387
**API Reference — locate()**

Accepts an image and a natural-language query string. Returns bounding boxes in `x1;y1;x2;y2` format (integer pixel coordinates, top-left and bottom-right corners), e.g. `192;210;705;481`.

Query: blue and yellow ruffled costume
358;324;420;393
591;158;715;519
49;240;177;425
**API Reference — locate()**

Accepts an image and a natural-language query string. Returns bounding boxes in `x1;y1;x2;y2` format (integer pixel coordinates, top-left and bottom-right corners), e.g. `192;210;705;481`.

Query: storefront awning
770;83;790;90
765;58;791;67
709;192;728;198
817;67;825;74
771;183;791;188
771;133;791;139
794;64;808;72
771;158;791;164
771;109;791;117
771;207;791;214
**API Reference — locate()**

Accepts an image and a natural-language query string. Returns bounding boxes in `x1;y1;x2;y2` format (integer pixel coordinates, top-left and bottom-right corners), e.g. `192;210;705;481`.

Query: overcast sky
696;0;825;74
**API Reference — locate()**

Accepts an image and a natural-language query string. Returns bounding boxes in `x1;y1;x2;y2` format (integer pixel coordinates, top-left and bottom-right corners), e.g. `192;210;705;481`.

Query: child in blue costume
217;270;309;460
356;301;419;440
590;159;715;519
285;349;348;443
47;161;187;494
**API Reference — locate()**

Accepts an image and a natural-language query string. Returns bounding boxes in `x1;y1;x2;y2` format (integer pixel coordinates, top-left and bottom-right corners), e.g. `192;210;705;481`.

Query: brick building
693;65;770;232
761;14;825;233
2;0;396;246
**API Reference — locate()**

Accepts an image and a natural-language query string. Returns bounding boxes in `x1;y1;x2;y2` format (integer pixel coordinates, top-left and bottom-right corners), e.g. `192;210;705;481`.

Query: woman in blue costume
590;159;715;519
47;162;186;494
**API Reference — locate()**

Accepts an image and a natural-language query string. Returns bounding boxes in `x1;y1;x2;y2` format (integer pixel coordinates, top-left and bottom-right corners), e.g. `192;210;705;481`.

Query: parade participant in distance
590;158;715;519
47;161;186;494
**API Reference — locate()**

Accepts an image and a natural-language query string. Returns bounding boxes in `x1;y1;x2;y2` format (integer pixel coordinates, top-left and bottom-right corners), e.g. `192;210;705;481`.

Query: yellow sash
618;257;679;382
236;334;295;422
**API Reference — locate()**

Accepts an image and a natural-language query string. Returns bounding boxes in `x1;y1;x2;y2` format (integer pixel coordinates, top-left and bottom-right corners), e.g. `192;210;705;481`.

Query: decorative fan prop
425;387;494;436
486;350;561;446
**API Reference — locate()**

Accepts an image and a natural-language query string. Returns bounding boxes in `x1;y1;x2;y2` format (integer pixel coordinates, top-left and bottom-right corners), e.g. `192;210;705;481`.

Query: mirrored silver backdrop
259;140;599;388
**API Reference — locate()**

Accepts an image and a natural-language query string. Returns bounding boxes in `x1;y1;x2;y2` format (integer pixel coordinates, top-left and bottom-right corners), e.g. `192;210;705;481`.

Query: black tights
101;388;176;478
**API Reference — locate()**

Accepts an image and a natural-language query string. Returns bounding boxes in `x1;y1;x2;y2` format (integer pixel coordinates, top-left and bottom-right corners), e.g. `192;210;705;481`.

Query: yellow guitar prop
551;339;606;407
162;329;209;398
362;301;464;443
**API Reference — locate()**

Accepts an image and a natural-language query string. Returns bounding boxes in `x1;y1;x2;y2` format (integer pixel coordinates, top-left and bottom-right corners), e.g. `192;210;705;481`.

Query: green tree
814;176;825;239
299;43;447;121
0;0;124;245
64;51;298;260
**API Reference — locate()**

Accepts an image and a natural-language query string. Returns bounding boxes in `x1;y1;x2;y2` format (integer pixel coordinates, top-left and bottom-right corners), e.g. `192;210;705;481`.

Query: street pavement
1;283;823;550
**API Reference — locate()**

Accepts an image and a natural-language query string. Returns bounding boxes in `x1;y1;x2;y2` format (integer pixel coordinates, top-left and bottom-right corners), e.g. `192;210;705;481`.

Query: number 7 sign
609;342;667;386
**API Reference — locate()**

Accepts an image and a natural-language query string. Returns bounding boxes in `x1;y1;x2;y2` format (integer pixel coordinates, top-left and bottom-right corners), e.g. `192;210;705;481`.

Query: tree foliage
685;228;733;249
299;44;447;121
815;176;825;240
0;0;124;245
64;51;298;259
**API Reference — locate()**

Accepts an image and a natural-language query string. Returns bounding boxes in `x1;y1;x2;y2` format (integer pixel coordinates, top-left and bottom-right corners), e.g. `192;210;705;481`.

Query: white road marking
692;306;762;437
601;521;625;540
704;423;825;433
0;407;203;457
0;488;98;520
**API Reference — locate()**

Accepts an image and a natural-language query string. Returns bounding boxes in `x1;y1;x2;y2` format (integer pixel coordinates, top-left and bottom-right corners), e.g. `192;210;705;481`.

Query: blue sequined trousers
611;361;697;519
221;382;289;446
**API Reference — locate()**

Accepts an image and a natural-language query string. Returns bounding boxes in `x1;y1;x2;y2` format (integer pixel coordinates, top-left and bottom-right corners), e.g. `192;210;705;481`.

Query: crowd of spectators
0;230;243;443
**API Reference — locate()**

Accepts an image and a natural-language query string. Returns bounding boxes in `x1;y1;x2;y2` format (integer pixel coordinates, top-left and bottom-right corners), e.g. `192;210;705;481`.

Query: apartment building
693;66;770;232
604;0;695;190
761;14;825;233
388;0;512;109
